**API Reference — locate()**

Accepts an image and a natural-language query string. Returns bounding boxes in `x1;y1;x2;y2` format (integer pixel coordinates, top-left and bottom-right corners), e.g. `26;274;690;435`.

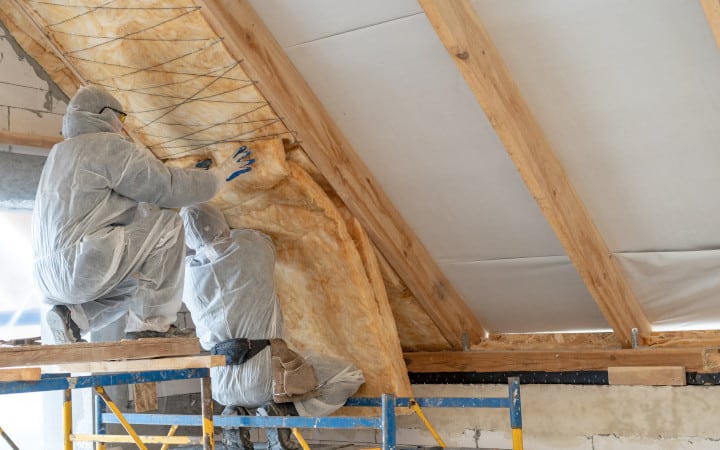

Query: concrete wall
0;18;66;210
302;383;720;449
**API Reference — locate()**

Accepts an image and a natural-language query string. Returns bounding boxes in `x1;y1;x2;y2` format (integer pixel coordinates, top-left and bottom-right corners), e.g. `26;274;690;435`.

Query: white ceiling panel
439;256;607;333
471;0;720;253
248;0;422;48
282;14;565;261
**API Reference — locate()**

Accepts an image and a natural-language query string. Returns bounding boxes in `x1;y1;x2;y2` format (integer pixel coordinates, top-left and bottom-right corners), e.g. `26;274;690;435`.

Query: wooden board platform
43;354;225;374
0;338;200;368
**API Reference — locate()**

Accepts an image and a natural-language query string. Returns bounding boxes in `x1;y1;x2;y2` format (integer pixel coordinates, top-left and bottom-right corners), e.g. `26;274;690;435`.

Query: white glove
211;145;255;182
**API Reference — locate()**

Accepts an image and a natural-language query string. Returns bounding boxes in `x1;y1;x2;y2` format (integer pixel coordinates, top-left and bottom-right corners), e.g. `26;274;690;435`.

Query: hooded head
62;85;126;138
180;203;231;251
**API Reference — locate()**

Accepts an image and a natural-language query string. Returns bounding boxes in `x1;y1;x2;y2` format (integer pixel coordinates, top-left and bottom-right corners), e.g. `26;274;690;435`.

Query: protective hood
62;85;125;138
180;203;230;251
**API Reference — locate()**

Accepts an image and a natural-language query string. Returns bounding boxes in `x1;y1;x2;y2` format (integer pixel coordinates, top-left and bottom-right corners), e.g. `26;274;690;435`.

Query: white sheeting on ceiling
615;250;720;331
250;0;720;332
439;256;608;333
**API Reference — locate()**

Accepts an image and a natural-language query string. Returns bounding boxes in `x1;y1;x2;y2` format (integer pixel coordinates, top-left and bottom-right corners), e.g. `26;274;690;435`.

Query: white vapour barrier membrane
615;250;720;331
439;256;608;333
284;13;565;262
248;0;422;48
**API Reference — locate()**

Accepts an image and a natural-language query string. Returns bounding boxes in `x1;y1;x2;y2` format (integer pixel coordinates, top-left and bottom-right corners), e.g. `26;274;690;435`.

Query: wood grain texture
0;367;41;381
478;330;720;350
0;130;61;149
608;366;686;386
196;0;484;348
133;382;158;412
405;348;720;373
44;355;225;373
0;338;200;367
701;0;720;48
418;0;651;347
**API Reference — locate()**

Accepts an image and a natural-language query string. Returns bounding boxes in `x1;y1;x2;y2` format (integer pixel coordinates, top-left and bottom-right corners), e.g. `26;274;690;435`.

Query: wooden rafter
404;347;720;373
195;0;485;349
0;130;60;149
701;0;720;48
418;0;651;348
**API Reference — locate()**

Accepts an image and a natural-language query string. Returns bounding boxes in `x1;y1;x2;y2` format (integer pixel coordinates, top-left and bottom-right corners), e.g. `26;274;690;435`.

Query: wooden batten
404;348;720;373
0;367;41;382
195;0;485;348
608;366;686;386
478;330;720;350
701;0;720;48
44;355;226;373
0;130;61;149
418;0;651;347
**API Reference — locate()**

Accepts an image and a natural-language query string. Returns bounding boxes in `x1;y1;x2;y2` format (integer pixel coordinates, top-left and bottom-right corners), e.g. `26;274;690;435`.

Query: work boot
45;305;85;344
257;402;301;450
124;325;196;340
221;405;254;450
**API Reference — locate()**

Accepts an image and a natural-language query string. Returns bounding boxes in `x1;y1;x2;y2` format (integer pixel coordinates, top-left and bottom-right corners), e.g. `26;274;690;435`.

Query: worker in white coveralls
180;203;365;450
32;85;255;344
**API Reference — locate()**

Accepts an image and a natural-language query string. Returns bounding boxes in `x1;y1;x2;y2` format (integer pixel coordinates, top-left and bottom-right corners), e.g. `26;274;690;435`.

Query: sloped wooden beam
405;348;720;373
196;0;485;349
701;0;720;48
418;0;651;348
0;130;60;149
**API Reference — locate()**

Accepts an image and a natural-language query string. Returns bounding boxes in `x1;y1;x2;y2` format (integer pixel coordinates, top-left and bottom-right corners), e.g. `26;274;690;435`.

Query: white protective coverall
32;85;225;334
181;203;365;415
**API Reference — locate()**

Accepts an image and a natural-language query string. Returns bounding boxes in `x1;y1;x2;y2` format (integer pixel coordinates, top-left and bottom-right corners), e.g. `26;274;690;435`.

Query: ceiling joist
418;0;651;348
195;0;485;348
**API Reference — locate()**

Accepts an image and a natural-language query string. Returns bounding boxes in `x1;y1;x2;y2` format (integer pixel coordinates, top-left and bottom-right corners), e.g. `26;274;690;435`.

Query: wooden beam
479;330;720;350
701;0;720;48
404;348;720;373
0;338;200;368
0;130;61;149
44;355;225;373
608;366;686;386
418;0;651;347
195;0;485;348
0;367;41;382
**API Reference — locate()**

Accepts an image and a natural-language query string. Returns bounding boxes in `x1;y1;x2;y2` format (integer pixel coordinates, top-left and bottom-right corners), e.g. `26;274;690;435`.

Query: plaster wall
303;384;720;449
0;19;66;209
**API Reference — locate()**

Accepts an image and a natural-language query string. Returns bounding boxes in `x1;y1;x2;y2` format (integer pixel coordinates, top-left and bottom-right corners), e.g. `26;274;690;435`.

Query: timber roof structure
2;0;720;385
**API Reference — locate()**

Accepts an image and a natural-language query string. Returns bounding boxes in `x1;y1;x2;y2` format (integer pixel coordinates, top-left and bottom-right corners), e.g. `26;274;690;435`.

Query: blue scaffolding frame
0;369;523;450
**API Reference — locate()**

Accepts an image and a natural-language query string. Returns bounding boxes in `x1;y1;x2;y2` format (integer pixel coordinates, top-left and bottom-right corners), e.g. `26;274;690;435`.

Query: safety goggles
98;106;127;123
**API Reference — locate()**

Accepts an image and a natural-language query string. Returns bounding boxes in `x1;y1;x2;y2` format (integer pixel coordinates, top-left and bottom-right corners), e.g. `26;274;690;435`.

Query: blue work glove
211;145;256;182
195;158;212;170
